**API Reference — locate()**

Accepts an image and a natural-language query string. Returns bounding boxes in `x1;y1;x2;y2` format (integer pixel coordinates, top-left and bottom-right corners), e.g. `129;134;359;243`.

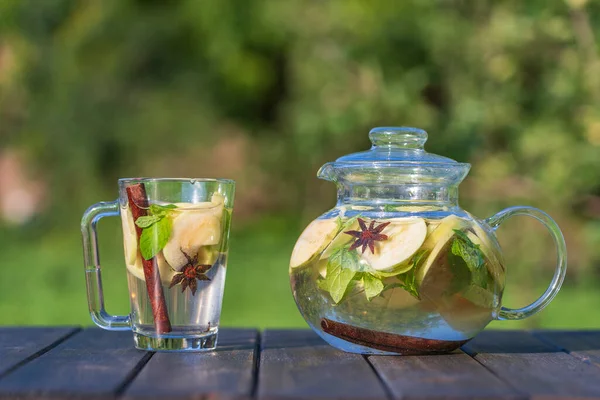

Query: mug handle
485;206;567;320
81;201;131;330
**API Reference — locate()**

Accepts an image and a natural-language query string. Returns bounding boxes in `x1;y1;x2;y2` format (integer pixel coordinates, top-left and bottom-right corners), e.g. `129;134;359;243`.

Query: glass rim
118;177;235;185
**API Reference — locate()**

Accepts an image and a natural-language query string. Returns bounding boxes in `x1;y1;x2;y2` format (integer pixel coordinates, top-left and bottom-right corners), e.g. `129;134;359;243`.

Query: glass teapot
289;127;567;355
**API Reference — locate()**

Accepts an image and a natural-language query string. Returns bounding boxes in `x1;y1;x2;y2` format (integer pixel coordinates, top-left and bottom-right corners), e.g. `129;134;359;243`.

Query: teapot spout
317;162;336;182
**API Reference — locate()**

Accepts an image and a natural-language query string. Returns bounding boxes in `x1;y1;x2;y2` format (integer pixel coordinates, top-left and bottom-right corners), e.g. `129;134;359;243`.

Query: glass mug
81;178;235;351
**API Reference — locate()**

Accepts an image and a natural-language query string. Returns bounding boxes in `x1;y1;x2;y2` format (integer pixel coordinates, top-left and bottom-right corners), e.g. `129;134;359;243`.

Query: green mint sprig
395;269;419;299
334;213;361;235
362;273;385;301
135;204;177;260
375;249;429;300
451;229;485;272
391;249;428;299
450;229;489;289
317;215;364;304
317;229;432;303
318;246;363;303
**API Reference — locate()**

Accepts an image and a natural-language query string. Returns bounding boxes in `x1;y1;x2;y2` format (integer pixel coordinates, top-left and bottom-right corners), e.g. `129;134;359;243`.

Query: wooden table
0;328;599;399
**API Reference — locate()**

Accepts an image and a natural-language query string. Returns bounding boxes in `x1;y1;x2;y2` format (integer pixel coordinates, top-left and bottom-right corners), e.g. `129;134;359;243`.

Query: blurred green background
0;0;599;330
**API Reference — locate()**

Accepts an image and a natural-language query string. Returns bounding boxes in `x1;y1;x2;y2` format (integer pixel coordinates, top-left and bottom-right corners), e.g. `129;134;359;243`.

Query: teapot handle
485;206;567;320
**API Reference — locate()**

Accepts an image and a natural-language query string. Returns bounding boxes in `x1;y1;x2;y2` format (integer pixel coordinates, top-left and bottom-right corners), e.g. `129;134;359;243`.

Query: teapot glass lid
318;127;470;185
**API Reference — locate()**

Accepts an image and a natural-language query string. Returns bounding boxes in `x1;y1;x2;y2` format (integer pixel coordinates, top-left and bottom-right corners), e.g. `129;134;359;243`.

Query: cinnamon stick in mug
126;183;172;334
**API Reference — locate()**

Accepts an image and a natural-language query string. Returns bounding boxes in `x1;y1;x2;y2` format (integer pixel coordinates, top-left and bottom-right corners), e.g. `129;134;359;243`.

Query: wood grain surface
0;328;599;399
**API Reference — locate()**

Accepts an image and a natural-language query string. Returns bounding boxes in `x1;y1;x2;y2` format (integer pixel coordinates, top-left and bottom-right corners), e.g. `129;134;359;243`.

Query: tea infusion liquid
290;206;505;355
121;192;232;345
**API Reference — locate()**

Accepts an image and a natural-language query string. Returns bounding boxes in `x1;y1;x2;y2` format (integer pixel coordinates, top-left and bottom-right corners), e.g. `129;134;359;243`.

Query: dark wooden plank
0;327;79;378
534;330;600;368
258;329;389;400
124;328;258;399
368;351;522;399
464;330;554;354
462;330;600;399
0;328;149;398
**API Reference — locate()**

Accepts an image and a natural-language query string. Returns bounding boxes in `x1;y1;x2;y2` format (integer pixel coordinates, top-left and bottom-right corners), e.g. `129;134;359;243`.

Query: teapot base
320;318;470;355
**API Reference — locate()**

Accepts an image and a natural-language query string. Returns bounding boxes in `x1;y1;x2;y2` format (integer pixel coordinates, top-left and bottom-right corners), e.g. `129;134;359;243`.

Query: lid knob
369;127;427;149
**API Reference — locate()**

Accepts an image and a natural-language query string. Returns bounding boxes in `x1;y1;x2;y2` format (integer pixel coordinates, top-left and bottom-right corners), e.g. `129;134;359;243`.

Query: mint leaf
325;259;356;303
317;278;330;292
395;249;428;299
363;273;384;301
472;268;489;289
149;203;177;217
335;216;344;233
329;246;362;272
447;252;474;294
335;213;362;235
383;282;404;291
451;229;485;272
398;268;420;299
373;269;405;278
135;215;161;229
411;249;429;269
139;217;172;260
320;247;361;303
343;214;361;229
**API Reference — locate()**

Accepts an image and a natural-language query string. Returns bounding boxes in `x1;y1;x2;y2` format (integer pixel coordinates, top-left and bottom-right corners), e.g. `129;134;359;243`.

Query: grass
0;214;595;331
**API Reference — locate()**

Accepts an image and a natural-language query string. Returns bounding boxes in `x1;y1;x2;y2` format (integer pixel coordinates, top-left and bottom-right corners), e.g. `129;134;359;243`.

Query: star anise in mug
168;249;212;296
345;218;390;254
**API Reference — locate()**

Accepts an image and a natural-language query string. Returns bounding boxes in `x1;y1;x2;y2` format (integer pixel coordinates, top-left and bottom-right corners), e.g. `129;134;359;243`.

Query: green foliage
397;249;428;299
135;215;161;229
150;204;177;214
335;215;361;235
362;273;384;301
139;217;172;260
135;204;176;260
451;230;485;272
319;247;361;303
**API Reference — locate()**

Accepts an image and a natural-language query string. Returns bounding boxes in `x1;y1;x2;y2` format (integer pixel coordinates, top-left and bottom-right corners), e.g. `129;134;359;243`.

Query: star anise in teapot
345;218;390;254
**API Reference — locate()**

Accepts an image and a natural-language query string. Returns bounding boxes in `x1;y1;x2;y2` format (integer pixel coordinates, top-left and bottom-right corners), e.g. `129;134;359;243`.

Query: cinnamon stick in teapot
321;318;469;354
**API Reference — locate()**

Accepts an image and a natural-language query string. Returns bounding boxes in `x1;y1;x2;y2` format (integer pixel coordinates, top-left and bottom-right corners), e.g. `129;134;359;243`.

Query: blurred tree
0;0;598;276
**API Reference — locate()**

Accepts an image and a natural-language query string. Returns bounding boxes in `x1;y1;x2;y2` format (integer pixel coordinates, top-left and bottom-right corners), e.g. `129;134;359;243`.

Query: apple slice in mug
162;202;224;270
